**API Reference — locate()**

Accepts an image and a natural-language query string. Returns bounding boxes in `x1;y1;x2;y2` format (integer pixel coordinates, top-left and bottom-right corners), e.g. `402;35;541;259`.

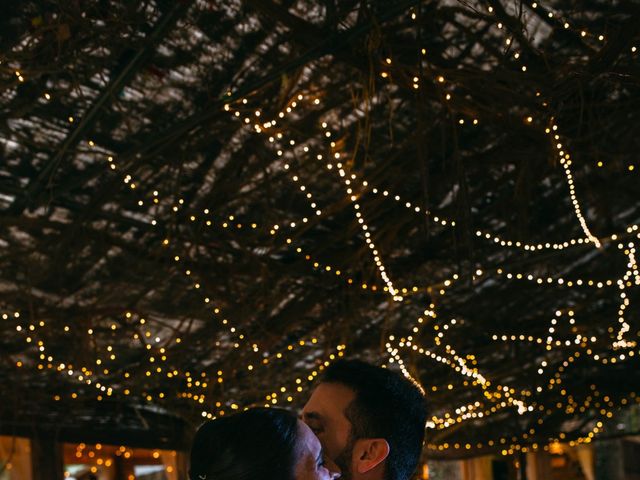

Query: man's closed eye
309;424;324;435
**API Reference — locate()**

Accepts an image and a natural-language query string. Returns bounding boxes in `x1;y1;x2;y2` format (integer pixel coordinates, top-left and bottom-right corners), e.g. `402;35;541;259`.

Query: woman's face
295;420;341;480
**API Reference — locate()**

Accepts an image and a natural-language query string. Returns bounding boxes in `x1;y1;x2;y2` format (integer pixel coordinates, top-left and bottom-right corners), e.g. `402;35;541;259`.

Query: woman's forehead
298;420;322;453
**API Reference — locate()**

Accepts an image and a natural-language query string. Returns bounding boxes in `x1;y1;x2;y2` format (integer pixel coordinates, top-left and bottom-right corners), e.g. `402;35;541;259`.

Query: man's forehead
304;382;356;412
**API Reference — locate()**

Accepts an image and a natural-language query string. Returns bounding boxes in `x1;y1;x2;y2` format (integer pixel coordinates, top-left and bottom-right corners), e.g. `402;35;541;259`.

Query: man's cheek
327;437;344;460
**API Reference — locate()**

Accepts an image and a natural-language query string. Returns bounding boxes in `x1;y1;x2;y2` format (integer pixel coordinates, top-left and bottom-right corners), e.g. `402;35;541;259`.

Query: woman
189;407;341;480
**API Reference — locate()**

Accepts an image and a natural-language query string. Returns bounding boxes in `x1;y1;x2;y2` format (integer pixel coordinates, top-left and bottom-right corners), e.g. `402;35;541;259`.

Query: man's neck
351;464;386;480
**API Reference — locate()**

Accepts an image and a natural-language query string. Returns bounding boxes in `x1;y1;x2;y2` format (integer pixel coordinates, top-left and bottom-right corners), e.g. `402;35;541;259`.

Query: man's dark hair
189;407;298;480
322;359;427;480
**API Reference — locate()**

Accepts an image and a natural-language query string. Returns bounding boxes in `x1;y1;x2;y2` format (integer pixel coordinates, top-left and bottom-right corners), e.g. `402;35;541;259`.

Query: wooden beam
8;1;194;215
30;431;63;480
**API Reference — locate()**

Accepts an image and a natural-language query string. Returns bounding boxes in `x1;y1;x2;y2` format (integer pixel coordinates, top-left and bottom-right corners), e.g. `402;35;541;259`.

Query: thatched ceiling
1;0;640;458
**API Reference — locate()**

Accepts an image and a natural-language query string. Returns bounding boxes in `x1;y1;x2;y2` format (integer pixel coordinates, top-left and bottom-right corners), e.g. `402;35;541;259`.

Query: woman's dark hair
189;407;299;480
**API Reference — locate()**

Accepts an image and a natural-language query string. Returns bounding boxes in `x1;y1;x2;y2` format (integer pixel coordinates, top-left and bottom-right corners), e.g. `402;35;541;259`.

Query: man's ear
354;438;390;474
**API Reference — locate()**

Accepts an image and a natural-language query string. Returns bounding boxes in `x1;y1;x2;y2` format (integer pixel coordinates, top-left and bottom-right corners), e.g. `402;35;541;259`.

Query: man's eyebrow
303;411;323;420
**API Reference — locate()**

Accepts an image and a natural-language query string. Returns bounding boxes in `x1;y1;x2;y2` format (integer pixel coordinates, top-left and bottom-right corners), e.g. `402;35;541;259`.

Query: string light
200;345;346;419
386;231;640;450
548;123;601;247
3;5;636;455
225;94;403;301
220;87;640;454
70;120;335;401
335;163;403;301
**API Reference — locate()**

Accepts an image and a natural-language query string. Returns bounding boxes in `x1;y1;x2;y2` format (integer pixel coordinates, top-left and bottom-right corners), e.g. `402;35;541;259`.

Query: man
302;359;427;480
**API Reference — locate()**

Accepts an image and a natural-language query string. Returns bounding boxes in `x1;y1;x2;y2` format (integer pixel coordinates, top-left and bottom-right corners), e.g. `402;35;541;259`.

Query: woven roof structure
1;0;640;458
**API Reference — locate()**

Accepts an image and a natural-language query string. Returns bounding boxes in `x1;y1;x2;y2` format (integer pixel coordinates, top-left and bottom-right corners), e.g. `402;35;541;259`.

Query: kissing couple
189;359;427;480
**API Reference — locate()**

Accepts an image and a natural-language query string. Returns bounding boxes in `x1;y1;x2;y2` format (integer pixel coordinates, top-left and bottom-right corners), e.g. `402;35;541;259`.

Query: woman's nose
326;458;341;479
